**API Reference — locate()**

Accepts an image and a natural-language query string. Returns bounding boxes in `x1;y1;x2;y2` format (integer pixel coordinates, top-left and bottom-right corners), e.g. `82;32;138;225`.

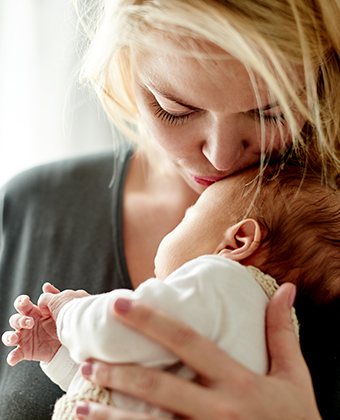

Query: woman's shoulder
0;146;136;262
3;147;132;197
1;145;135;211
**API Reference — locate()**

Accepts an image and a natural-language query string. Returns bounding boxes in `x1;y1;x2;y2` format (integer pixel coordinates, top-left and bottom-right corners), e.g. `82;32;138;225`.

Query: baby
3;162;340;418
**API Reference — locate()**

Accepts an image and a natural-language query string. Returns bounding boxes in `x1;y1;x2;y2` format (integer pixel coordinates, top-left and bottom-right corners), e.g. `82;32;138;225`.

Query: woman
1;0;339;419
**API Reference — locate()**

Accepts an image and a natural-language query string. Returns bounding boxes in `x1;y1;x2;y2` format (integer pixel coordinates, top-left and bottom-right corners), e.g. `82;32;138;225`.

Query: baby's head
155;163;340;306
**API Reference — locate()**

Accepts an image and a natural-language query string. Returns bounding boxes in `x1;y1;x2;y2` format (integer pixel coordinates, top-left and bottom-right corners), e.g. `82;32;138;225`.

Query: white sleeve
40;345;79;392
57;256;269;373
56;259;225;367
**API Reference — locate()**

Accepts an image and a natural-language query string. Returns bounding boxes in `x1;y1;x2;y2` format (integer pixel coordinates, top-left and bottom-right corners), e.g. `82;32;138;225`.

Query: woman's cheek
262;126;292;153
144;119;194;157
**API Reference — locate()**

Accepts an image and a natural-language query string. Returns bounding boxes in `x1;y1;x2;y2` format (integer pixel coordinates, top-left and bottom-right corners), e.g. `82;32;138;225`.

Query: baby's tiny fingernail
81;361;93;377
76;401;90;417
7;333;17;345
25;318;33;328
114;298;132;313
18;296;27;306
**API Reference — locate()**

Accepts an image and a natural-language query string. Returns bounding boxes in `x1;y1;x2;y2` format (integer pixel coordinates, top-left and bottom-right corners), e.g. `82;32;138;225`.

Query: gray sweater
0;145;134;419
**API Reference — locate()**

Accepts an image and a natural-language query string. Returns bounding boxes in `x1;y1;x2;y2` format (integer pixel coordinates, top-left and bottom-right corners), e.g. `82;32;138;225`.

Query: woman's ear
217;219;262;261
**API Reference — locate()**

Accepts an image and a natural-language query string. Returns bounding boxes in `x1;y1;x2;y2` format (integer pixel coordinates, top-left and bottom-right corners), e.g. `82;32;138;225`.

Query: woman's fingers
81;361;209;418
112;298;246;382
75;401;168;420
9;314;34;330
265;283;321;417
266;283;305;377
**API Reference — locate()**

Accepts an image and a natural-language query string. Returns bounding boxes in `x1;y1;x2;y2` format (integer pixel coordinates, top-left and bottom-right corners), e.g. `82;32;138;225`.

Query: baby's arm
54;258;269;377
2;293;61;366
31;259;269;377
12;282;184;368
53;268;225;367
53;285;184;366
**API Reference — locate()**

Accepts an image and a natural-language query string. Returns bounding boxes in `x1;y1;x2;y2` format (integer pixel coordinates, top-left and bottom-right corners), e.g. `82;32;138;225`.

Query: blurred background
0;0;114;187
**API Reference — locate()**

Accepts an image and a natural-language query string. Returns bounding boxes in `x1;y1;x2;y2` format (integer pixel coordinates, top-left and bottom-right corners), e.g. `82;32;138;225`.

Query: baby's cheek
155;244;181;280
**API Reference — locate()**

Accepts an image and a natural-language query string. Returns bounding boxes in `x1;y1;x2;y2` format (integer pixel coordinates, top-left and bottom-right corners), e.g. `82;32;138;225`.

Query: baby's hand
2;294;61;366
38;283;90;321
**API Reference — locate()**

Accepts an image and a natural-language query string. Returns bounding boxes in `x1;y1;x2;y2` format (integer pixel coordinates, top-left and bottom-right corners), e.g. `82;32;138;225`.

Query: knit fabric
245;265;300;339
52;382;113;419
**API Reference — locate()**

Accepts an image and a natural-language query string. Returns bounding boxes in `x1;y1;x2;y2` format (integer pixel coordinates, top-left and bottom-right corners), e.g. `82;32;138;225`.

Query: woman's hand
74;283;322;420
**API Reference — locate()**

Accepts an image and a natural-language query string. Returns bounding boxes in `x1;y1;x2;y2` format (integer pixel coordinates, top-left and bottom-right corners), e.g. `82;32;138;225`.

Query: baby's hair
244;163;340;306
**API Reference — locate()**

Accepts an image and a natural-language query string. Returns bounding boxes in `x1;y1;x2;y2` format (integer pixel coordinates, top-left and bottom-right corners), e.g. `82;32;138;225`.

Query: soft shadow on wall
0;0;114;187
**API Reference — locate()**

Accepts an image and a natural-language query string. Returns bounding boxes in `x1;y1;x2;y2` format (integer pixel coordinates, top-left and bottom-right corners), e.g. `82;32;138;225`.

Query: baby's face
154;169;256;279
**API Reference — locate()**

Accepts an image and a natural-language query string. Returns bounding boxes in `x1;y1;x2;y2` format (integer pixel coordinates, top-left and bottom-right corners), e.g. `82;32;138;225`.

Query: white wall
0;0;114;187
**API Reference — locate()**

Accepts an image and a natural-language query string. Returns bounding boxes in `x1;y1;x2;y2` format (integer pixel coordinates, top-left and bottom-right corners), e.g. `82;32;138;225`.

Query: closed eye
152;101;197;126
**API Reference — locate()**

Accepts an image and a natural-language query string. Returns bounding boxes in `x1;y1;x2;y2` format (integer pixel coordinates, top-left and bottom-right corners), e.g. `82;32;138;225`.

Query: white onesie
42;255;271;416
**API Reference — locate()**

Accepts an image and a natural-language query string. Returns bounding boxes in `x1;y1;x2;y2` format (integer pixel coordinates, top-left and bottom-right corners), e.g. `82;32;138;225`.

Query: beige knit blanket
52;267;300;419
245;266;300;338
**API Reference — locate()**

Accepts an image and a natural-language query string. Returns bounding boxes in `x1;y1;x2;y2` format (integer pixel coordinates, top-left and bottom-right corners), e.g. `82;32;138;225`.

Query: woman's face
131;43;305;194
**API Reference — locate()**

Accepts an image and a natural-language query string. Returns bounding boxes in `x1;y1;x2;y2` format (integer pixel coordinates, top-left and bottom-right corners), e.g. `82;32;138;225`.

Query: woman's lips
189;174;226;186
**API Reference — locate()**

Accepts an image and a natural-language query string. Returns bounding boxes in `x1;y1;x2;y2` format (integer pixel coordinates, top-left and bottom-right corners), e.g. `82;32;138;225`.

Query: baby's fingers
42;282;60;294
2;331;19;347
2;332;25;366
37;293;55;315
6;347;26;367
9;314;34;330
13;294;42;319
14;295;34;315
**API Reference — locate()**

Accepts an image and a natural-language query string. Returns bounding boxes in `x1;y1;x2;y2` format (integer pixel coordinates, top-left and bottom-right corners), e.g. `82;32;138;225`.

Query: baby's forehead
209;168;258;195
197;170;259;216
202;164;323;209
205;167;303;209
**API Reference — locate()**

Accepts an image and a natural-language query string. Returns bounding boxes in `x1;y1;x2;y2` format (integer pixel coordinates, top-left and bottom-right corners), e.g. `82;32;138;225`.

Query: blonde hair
76;0;340;177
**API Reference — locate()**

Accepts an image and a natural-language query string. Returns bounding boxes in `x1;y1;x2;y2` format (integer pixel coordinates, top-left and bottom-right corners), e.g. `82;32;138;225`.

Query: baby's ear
217;219;262;261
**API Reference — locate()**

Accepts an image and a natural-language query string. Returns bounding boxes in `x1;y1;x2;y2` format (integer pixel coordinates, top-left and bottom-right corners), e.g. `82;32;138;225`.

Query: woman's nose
201;119;250;172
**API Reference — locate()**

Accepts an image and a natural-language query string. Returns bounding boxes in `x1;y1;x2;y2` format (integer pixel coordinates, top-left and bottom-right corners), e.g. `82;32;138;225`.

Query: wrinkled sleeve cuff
40;345;79;392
